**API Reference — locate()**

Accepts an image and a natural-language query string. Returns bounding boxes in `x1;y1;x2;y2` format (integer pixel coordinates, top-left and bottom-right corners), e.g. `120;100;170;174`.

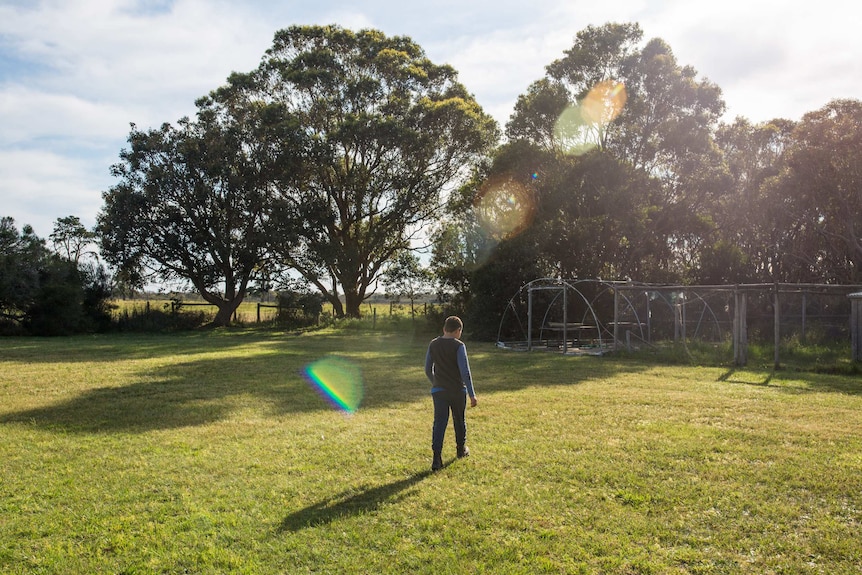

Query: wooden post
257;303;261;323
774;285;780;370
732;291;739;365
850;293;862;361
680;290;687;343
733;291;738;364
527;287;533;351
741;292;748;366
613;287;620;350
562;284;568;354
646;292;651;344
733;289;748;366
801;293;807;344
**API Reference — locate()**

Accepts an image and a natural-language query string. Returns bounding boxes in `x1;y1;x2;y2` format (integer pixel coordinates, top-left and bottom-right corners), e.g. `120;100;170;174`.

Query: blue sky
3;0;862;240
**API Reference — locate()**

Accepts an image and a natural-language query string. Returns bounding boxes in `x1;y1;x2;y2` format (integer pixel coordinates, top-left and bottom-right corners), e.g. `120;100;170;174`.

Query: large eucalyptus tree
231;25;499;317
491;22;727;282
770;99;862;282
98;86;306;326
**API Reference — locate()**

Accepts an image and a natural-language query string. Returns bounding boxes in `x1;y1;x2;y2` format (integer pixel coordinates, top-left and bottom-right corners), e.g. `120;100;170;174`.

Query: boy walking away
424;316;478;471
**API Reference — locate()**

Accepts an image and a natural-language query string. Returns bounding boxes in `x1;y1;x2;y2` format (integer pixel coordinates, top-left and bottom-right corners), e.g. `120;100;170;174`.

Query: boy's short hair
444;316;463;333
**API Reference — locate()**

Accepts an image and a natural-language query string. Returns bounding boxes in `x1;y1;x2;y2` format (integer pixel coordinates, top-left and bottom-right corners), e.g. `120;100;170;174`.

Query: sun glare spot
581;80;626;125
554;80;627;155
475;173;536;241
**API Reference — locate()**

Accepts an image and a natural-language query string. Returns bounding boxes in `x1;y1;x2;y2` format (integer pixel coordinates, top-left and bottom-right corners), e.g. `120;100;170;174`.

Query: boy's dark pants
431;388;467;453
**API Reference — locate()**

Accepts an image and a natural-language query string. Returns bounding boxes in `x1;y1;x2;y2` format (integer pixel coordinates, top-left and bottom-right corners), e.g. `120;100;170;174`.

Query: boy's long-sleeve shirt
425;336;475;398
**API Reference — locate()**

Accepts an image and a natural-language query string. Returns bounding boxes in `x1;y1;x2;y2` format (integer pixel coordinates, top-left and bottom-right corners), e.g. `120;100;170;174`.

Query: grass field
110;298;429;326
1;327;861;574
110;299;282;324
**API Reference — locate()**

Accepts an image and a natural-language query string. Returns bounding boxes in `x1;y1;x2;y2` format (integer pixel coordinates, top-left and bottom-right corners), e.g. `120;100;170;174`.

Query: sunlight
474;173;536;241
554;80;627;155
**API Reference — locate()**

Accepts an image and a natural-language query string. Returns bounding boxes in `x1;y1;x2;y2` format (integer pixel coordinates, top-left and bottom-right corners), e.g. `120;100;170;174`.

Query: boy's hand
470;396;478;408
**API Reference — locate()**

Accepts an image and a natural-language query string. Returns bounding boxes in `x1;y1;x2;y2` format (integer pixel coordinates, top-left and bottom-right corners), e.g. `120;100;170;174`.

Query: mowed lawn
1;329;861;574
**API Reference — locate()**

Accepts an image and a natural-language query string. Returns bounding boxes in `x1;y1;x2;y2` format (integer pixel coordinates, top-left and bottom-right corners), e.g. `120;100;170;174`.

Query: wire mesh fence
496;279;862;366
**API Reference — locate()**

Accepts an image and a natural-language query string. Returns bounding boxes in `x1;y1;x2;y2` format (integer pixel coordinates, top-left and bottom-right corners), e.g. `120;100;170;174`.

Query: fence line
613;282;862;368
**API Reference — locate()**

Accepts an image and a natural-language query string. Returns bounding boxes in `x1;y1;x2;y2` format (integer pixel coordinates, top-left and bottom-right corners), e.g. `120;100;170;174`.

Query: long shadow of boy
278;467;441;532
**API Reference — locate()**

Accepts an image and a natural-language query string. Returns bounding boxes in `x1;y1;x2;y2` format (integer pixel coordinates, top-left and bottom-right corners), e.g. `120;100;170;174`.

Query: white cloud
637;0;862;122
439;29;571;126
0;0;282;237
0;149;107;234
1;0;275;115
311;7;375;30
3;0;862;240
0;85;132;145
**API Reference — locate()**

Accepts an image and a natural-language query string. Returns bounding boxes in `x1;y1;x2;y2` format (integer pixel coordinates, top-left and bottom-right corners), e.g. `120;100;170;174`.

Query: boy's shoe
432;451;443;471
457;445;470;458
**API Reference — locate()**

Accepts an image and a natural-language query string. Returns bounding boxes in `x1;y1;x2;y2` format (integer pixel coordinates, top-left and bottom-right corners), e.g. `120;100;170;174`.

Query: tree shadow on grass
0;336;662;434
471;348;648;395
0;346;428;433
277;468;435;532
716;367;862;395
1;373;241;432
0;330;285;363
717;369;774;387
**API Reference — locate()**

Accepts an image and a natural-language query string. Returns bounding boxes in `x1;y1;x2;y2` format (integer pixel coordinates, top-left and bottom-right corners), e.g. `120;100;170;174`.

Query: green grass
1;329;861;574
110;299;281;324
110;298;431;325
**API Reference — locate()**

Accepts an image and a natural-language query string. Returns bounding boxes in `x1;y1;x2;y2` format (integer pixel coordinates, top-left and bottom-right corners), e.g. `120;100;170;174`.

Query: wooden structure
850;292;862;362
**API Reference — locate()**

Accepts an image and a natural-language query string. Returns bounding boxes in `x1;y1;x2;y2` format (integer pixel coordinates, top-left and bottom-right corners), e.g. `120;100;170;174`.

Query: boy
424;316;478;471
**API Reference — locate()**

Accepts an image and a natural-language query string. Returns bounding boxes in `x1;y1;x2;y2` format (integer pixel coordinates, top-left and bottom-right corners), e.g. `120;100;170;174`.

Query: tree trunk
330;296;345;318
344;290;363;318
212;300;241;327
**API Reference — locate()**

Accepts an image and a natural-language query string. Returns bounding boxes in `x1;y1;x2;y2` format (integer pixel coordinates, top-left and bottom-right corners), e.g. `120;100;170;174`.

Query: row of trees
431;23;862;336
0;216;111;335
4;23;862;336
98;25;497;326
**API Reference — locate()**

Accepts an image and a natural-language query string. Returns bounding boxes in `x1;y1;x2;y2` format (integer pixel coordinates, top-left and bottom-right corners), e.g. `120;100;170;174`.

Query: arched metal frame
495;278;728;354
496;278;614;355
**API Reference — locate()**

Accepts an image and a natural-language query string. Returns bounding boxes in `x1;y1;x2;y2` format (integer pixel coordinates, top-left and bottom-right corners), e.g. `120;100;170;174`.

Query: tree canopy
778;99;862;282
236;25;499;317
1;217;111;335
85;21;862;336
98;25;497;321
98;84;307;326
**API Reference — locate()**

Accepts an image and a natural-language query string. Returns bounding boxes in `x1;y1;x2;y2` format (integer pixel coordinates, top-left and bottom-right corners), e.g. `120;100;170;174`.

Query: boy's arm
424;347;434;384
456;345;476;401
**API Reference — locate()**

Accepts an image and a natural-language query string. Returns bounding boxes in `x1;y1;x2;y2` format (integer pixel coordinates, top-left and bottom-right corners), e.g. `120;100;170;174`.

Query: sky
2;0;862;241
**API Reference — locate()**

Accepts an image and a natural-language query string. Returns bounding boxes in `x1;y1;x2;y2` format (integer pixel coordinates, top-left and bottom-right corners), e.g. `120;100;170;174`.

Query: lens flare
303;356;364;413
554;80;627;155
553;105;593;156
581;80;627;125
475;173;536;241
